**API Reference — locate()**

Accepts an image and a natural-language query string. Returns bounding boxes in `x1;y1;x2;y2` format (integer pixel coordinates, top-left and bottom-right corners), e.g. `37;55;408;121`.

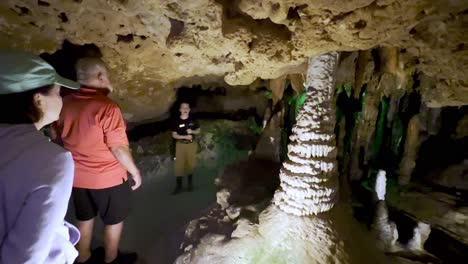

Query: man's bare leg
103;222;124;263
76;218;95;263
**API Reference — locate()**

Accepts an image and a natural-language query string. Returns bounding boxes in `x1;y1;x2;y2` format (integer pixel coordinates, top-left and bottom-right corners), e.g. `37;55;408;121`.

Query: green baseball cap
0;50;80;95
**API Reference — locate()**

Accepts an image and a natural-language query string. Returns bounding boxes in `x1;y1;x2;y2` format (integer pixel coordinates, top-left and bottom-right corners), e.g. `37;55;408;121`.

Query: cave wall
1;0;467;122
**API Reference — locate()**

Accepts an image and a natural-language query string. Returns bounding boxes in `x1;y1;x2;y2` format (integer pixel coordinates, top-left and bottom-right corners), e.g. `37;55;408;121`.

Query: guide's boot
171;176;183;195
187;174;194;192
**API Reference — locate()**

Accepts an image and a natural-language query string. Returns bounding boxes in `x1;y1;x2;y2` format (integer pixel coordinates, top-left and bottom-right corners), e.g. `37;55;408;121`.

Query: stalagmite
273;52;339;215
373;170;401;252
399;115;420;185
406;222;431;251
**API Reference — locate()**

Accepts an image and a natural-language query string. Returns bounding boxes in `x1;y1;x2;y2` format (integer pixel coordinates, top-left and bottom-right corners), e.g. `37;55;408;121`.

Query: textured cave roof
0;0;467;122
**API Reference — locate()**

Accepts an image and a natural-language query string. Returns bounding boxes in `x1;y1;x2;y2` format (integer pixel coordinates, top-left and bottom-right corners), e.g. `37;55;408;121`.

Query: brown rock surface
1;0;467;121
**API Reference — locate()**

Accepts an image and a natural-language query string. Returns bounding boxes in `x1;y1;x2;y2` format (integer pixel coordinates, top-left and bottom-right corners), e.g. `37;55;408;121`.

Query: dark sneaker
75;247;104;264
105;252;138;264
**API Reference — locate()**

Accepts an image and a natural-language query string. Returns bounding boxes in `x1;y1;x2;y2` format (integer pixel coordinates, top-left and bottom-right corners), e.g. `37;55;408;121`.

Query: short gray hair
75;57;107;83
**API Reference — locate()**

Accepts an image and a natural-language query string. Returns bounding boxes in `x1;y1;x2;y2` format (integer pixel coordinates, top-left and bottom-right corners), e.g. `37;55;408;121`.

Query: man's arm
110;145;142;190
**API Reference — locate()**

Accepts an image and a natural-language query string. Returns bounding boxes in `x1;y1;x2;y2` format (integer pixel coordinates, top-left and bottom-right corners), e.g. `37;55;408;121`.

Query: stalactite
399;114;420;185
378;46;399;75
289;73;305;95
273;52;340;216
254;104;283;163
354;50;374;98
269;75;287;106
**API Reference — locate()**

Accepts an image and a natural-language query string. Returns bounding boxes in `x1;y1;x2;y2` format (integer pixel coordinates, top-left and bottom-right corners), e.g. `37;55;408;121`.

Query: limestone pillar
274;52;340;216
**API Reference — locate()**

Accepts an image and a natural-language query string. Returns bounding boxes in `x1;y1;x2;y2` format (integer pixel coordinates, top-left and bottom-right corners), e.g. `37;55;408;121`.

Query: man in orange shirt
54;57;142;264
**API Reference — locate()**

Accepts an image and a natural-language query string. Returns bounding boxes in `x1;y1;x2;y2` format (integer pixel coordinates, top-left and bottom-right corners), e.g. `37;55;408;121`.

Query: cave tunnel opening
40;40;102;82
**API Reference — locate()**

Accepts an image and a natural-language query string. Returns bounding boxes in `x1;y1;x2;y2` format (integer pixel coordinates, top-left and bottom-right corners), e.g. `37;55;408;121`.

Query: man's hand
110;145;142;190
185;135;193;141
186;129;193;134
130;171;142;190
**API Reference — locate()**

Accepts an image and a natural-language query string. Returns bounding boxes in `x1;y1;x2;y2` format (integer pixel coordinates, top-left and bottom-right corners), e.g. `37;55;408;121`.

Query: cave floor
120;162;220;264
65;162;220;264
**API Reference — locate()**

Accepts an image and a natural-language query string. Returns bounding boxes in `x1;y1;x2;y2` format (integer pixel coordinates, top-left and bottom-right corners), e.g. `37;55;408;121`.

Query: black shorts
72;181;132;225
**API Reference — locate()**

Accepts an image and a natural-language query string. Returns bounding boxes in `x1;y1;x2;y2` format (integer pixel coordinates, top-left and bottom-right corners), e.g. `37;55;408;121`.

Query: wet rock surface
386;184;468;262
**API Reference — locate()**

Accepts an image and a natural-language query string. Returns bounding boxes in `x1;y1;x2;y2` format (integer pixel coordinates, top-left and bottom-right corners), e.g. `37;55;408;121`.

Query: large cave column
273;52;339;215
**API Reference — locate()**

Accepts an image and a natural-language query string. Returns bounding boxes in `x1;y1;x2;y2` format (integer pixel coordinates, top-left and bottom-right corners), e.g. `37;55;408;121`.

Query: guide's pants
175;141;197;176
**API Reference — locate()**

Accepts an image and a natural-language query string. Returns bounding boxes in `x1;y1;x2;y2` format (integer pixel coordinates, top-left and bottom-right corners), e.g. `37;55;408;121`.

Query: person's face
180;103;190;115
35;84;63;125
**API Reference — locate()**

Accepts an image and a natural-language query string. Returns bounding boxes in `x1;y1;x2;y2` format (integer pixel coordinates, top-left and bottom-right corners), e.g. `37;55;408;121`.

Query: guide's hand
185;135;193;141
186;129;193;134
130;171;142;190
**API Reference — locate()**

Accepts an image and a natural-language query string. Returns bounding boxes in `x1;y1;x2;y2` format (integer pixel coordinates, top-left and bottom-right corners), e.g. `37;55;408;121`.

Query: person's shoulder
32;138;74;181
36;138;70;159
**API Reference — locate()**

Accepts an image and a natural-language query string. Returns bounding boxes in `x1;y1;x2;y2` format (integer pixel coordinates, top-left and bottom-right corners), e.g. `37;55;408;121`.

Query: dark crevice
58;12;69;23
247;40;254;52
271;3;280;11
37;0;50;7
135;44;141;49
331;11;353;23
354;20;367;29
459;9;468;15
286;4;308;20
40;40;102;81
234;61;244;71
453;43;466;52
117;34;134;43
166;18;185;45
13;5;31;16
73;0;83;3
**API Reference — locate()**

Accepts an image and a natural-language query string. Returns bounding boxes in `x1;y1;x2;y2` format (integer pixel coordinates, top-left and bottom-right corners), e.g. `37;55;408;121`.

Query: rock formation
399;115;421;185
175;52;390;264
1;0;467;121
273;52;339;215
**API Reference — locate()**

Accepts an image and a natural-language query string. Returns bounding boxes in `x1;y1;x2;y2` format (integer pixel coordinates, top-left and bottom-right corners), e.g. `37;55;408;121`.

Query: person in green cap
0;50;81;263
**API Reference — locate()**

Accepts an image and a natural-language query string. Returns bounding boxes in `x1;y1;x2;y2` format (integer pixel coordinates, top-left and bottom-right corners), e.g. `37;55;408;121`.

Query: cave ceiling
0;0;467;122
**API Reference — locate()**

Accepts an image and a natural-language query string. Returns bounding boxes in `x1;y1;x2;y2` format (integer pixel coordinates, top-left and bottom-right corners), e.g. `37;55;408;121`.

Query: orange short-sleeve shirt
55;87;129;189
